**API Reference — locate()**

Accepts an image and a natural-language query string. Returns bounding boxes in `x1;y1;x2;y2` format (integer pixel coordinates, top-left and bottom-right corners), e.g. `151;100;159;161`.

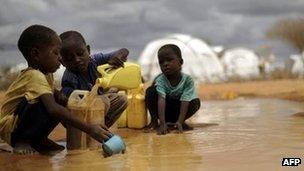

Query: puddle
1;98;304;170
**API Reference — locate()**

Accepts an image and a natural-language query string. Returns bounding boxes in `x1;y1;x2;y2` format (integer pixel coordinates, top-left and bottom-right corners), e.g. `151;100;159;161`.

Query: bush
0;69;18;91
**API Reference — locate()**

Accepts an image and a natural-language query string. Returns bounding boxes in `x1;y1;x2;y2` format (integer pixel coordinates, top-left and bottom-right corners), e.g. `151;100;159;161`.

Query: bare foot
32;138;64;155
293;112;304;117
143;120;158;133
182;123;194;131
13;142;36;155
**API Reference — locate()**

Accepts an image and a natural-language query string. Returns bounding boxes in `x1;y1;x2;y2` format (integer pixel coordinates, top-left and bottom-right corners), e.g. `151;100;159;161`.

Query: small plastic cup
102;135;126;157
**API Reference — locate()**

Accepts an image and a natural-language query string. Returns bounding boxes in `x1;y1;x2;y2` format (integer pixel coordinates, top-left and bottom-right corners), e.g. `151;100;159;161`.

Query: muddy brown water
1;98;304;171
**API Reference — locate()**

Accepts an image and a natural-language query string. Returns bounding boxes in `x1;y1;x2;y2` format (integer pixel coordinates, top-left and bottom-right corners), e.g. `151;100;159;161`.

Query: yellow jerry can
126;84;147;129
66;88;105;150
97;62;142;90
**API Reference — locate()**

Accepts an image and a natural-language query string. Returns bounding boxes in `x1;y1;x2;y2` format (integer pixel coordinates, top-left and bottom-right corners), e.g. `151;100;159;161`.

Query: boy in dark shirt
60;31;128;128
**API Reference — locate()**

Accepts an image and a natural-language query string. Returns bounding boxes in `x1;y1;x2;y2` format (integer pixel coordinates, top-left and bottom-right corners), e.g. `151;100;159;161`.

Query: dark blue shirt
61;51;117;97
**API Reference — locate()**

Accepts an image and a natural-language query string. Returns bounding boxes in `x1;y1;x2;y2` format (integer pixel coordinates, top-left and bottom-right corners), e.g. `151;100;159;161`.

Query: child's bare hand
174;122;183;133
108;48;128;68
108;56;125;68
157;123;169;135
89;124;113;142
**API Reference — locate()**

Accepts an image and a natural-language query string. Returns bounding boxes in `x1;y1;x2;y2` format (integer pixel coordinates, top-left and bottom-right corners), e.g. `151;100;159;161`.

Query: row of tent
138;34;274;83
6;34;274;85
7;33;304;85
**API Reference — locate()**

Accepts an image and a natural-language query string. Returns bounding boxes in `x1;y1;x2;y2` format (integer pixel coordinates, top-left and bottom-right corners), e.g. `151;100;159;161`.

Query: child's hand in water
89;124;113;142
157;123;169;135
174;122;183;133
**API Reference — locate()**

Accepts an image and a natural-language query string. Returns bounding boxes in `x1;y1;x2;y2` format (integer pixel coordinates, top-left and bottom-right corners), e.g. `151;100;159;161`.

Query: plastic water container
102;135;126;157
66;88;106;150
96;62;142;90
127;84;147;129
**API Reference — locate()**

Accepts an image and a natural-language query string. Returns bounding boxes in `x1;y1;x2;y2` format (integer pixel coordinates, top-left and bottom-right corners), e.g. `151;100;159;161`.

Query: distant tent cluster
220;48;260;80
138;34;275;83
285;53;304;78
7;33;304;86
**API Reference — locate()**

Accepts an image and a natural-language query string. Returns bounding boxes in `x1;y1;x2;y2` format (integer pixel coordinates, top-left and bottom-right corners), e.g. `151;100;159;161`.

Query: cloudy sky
1;0;304;67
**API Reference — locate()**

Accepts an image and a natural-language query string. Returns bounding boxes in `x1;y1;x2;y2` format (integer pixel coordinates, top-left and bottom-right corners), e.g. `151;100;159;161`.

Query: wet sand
1;98;304;170
199;79;304;101
1;79;304;170
1;79;304;101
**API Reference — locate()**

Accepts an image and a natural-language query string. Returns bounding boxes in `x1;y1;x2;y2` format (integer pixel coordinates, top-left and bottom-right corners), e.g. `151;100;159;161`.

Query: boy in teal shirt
145;44;201;135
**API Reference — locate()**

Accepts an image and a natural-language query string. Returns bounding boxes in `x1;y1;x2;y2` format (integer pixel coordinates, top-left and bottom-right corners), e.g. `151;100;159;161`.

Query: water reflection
1;98;304;170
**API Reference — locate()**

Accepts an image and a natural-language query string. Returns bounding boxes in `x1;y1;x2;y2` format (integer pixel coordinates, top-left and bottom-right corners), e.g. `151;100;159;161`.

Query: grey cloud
1;0;304;66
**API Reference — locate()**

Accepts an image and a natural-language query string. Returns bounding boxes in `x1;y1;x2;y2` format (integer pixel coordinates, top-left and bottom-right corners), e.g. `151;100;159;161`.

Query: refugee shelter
220;48;260;80
138;34;225;83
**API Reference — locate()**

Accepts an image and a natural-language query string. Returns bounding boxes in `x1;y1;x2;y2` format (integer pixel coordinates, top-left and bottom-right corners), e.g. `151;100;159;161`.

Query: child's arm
175;75;196;133
157;95;168;135
175;101;190;133
40;93;112;142
92;48;129;68
54;89;68;106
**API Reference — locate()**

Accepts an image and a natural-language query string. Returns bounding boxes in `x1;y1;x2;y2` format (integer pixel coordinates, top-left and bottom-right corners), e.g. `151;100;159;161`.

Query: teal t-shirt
155;73;198;101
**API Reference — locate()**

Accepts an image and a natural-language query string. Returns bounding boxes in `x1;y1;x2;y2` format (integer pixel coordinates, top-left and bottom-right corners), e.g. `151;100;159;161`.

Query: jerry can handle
97;64;114;77
86;85;100;104
68;90;89;104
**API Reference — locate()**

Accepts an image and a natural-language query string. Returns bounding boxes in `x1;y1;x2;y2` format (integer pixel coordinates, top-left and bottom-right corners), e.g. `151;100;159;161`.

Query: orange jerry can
66;87;106;150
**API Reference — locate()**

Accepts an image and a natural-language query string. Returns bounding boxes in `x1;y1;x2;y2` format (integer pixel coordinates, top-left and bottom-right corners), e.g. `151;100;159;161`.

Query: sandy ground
1;79;304;103
198;79;304;101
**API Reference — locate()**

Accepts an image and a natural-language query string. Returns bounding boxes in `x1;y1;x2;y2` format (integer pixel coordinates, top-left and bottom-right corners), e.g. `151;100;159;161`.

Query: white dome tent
285;53;304;77
220;48;260;80
138;34;225;83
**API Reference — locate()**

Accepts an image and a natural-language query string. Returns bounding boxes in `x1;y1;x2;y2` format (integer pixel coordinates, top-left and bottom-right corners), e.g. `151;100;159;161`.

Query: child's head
157;44;183;76
17;25;62;74
59;31;90;73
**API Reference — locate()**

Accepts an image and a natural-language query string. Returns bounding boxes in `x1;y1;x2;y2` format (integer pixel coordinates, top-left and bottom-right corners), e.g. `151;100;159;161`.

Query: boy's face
158;48;182;77
60;39;90;73
35;34;62;74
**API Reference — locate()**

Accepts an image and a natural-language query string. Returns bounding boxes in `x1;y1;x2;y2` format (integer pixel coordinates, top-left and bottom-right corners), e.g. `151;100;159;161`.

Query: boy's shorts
145;86;200;123
11;97;58;147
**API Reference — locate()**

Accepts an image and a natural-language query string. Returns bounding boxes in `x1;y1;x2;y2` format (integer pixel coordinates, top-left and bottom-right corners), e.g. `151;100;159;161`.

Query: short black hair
158;44;182;59
18;24;57;61
59;30;86;44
